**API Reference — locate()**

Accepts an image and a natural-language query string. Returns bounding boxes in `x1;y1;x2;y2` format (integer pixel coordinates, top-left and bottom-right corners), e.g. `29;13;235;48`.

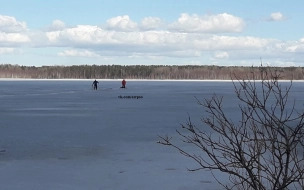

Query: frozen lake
0;80;304;190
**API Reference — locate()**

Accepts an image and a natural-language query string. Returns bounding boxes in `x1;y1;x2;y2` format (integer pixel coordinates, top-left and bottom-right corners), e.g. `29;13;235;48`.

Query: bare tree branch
158;66;304;189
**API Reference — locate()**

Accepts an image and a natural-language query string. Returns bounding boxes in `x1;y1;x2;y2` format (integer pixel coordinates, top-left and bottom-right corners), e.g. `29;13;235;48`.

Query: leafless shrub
158;67;304;189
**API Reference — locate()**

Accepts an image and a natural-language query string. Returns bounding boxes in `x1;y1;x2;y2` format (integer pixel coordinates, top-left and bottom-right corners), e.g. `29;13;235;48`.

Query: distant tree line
0;64;303;80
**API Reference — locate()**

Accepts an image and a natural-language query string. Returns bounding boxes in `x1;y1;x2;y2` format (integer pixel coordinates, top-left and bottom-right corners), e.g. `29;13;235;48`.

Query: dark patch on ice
0;149;5;156
165;168;176;171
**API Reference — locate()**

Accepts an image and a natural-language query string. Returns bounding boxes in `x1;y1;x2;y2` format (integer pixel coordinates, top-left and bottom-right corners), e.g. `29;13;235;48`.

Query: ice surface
0;80;304;190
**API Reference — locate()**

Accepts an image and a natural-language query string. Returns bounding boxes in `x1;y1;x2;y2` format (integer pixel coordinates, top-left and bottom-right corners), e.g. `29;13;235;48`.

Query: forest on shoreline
0;64;303;80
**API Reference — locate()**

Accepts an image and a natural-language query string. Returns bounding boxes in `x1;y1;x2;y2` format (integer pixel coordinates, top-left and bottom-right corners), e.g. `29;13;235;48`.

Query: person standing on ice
92;79;99;90
121;79;126;88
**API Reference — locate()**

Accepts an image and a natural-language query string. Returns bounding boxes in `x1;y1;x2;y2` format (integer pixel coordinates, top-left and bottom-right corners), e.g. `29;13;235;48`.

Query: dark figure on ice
121;79;126;88
92;79;99;90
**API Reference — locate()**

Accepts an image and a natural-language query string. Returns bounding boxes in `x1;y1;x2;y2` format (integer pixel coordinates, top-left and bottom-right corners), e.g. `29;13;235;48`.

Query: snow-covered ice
0;80;304;190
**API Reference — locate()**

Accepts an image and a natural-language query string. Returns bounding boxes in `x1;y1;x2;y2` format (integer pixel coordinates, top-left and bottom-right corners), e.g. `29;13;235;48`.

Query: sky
0;0;304;67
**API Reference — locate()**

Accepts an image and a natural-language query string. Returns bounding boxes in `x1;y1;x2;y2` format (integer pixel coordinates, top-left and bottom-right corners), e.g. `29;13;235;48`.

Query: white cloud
168;13;245;33
273;40;304;53
41;24;292;61
0;47;17;54
185;35;274;52
159;50;202;58
26;21;304;67
272;60;296;67
45;25;110;45
58;49;100;57
0;15;30;46
186;60;203;65
268;12;285;21
213;51;229;59
1;13;304;66
140;17;163;30
0;15;27;33
0;32;30;44
106;15;137;31
44;26;180;48
47;20;66;31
